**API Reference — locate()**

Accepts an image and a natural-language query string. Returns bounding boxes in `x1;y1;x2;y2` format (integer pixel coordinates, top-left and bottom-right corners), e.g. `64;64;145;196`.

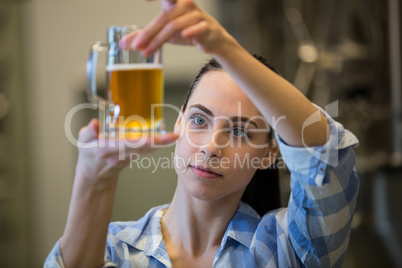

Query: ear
174;106;184;135
258;141;280;170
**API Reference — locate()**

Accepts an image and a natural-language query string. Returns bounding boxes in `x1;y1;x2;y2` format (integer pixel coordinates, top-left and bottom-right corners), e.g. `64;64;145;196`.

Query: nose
199;130;225;159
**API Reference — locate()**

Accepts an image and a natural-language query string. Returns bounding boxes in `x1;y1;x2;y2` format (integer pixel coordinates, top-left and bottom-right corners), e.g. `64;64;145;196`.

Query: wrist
211;34;245;63
74;168;119;194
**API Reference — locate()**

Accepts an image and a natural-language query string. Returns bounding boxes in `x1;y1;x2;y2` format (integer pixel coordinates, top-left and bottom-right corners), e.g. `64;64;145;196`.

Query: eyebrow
189;104;214;117
189;104;259;129
229;116;259;129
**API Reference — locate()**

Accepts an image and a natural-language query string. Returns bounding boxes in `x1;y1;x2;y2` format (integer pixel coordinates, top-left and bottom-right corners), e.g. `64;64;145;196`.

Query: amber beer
106;63;163;133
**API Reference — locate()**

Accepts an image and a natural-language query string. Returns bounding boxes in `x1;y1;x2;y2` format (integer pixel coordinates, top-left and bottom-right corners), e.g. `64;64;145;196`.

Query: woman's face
174;71;276;202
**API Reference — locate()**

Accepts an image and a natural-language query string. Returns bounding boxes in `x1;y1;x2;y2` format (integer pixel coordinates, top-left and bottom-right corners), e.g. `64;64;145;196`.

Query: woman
45;0;359;267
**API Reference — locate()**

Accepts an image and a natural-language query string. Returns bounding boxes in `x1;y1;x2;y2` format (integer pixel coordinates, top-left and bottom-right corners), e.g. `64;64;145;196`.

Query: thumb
78;119;100;143
161;0;177;11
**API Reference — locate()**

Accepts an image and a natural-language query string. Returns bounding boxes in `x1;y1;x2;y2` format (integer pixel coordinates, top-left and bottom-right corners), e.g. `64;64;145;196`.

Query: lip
189;165;222;179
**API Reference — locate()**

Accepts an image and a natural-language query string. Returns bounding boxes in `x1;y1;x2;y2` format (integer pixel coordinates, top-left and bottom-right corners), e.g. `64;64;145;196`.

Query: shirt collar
222;202;260;249
114;204;169;255
114;202;260;256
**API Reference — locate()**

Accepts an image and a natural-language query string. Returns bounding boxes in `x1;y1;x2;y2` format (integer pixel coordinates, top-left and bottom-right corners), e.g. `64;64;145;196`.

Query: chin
184;180;222;201
192;191;219;201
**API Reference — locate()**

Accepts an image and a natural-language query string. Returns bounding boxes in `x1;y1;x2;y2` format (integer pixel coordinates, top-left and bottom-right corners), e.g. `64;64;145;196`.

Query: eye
190;114;207;127
232;128;249;138
195;116;205;125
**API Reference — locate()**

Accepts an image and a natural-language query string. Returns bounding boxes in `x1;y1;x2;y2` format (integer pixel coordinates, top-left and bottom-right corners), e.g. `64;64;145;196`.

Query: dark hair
182;55;281;216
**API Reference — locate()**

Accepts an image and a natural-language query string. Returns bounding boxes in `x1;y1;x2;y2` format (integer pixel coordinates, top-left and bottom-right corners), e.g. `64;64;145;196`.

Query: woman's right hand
120;0;238;57
74;119;179;187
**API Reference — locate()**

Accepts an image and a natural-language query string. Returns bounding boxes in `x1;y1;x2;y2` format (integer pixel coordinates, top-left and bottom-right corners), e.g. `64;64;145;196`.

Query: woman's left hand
120;0;236;56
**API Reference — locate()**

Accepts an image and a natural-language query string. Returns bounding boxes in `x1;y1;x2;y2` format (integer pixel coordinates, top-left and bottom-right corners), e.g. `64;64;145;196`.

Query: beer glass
87;25;164;138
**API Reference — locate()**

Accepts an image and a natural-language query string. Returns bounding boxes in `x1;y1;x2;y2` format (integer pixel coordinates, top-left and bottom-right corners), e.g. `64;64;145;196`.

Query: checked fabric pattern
45;108;359;268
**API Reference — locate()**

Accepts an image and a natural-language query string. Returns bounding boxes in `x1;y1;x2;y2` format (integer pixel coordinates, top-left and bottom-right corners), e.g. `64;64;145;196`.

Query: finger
181;20;209;39
144;13;203;54
121;133;179;159
161;0;178;11
125;133;179;146
120;133;178;158
146;0;180;11
153;133;180;144
119;31;141;50
133;1;195;50
132;13;180;50
78;119;99;142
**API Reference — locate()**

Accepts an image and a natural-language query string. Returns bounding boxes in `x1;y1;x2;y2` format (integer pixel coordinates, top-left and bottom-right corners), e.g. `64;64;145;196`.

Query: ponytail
241;165;281;216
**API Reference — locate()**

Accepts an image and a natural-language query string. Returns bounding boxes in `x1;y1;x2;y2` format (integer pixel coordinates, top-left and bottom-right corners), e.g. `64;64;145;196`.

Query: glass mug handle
86;41;109;109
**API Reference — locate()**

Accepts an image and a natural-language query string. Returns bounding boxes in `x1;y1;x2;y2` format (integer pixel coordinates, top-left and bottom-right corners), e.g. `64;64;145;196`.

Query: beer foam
106;64;163;71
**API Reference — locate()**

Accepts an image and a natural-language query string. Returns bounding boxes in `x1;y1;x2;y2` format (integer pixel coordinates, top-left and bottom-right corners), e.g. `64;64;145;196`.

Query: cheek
185;130;214;148
174;156;184;177
225;158;255;192
185;132;203;148
175;137;186;152
226;147;267;172
173;137;193;174
245;133;270;149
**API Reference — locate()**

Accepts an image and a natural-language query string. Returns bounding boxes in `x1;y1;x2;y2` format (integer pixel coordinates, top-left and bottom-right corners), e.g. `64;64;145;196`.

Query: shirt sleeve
277;106;359;267
44;239;65;268
44;238;117;268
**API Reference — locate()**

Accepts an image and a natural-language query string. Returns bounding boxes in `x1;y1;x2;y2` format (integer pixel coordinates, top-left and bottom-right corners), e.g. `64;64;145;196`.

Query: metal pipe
388;0;402;165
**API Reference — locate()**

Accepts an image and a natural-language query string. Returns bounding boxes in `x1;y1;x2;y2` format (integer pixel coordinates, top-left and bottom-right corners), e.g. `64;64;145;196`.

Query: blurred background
0;0;401;267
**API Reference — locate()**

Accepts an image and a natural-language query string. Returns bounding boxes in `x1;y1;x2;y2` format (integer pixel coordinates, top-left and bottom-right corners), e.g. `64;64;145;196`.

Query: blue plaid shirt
45;110;359;268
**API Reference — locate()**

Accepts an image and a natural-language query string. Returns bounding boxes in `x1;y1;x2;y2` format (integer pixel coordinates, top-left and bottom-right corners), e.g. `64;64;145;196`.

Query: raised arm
118;2;359;267
46;119;178;268
121;0;328;147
